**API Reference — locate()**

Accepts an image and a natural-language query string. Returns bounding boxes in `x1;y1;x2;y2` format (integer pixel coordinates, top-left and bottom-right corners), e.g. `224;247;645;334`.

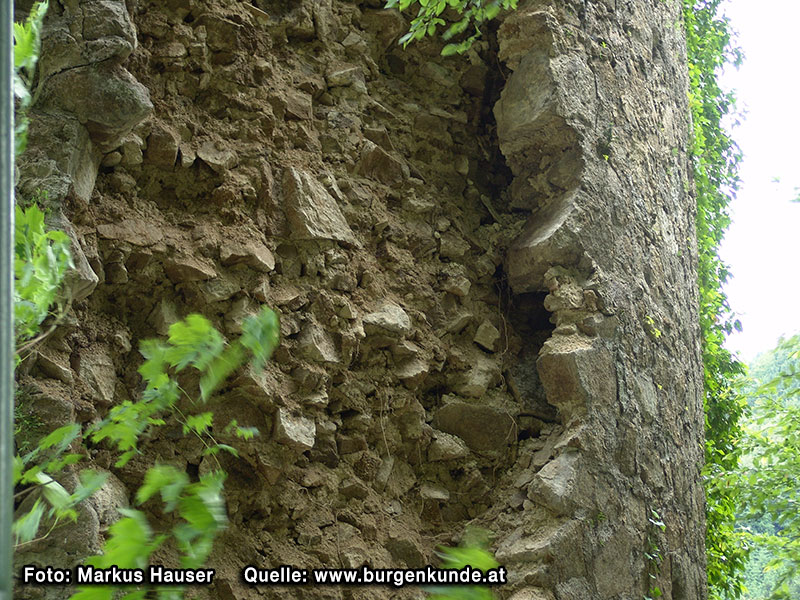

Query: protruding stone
145;123;180;167
79;347;117;406
297;324;340;364
443;275;471;297
527;450;580;516
450;356;500;398
357;141;407;185
97;219;164;246
326;65;363;88
363;302;411;336
428;431;470;462
474;320;500;352
87;469;129;526
274;408;315;451
220;241;275;273
38;63;153;152
439;232;470;260
36;351;73;384
283;167;360;246
433;402;516;453
148;299;179;336
420;484;450;502
197;140;238;173
396;359;428;389
163;256;215;283
285;90;313;120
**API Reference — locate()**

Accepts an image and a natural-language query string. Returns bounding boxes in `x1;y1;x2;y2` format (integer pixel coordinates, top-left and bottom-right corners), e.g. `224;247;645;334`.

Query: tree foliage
70;308;279;599
735;336;800;599
384;0;518;55
683;0;748;596
13;0;48;154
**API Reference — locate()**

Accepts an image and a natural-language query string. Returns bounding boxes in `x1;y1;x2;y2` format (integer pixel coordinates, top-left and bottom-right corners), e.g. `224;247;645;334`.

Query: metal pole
0;0;15;595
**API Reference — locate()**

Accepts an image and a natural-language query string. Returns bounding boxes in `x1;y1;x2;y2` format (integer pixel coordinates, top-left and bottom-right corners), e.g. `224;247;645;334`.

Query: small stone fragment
297;324;340;364
36;351;73;384
163;256;217;283
274;408;316;451
420;484;450;502
440;232;470;260
357;141;407;185
363;302;411;336
428;431;469;462
396;358;428;389
340;479;370;500
148;299;178;336
283;167;360;246
443;275;471;297
285;90;313;120
433;402;516;453
474;320;500;352
326;65;363;87
446;312;473;334
196;141;237;173
97;219;164;246
79;348;117;406
220;241;275;272
145;123;180;167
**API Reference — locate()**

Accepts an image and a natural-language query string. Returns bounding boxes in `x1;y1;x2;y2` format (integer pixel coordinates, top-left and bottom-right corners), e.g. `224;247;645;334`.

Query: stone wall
14;0;706;599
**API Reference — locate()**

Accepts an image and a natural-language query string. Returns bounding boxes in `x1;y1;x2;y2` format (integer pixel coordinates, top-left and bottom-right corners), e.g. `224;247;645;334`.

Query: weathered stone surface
285;90;313;120
220;241;275;272
79;347;117;406
36;351;72;384
537;336;615;424
274;408;316;451
527;450;579;516
97;219;164;246
283;167;360;246
357;141;407;185
17;0;706;597
145;123;180;167
473;320;500;352
297;324;340;364
508;589;556;600
395;358;428;389
148;299;178;336
450;355;500;398
38;63;153;152
164;256;217;283
428;431;470;462
433;402;516;453
362;302;411;336
420;483;449;502
87;470;129;526
326;65;363;88
58;215;99;302
197;141;238;173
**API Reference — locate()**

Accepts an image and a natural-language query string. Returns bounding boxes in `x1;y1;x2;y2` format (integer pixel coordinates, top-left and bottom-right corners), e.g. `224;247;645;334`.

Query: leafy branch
385;0;518;56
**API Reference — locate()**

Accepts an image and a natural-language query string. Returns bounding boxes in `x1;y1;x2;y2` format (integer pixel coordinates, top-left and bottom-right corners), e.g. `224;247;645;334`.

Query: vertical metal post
0;0;14;596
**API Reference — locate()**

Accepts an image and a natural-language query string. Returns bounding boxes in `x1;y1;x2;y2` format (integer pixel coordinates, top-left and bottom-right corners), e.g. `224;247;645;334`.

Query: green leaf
13;498;45;544
136;464;189;511
183;411;214;436
36;471;74;516
166;314;225;372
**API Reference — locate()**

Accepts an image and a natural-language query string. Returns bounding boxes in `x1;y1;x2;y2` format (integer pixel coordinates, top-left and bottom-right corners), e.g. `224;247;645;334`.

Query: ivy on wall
683;1;748;598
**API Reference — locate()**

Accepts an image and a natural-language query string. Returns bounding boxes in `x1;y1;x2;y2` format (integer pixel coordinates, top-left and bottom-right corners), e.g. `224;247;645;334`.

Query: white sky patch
717;0;800;362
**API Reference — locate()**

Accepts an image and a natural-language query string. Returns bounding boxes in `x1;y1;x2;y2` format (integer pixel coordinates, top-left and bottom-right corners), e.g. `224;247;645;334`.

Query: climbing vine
384;0;517;55
683;0;747;598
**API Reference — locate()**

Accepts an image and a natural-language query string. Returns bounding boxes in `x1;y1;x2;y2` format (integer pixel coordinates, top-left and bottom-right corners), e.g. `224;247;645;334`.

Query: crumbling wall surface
493;1;706;599
14;0;705;599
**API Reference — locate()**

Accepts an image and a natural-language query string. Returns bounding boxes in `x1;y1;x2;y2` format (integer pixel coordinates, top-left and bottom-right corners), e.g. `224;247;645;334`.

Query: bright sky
717;0;800;363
